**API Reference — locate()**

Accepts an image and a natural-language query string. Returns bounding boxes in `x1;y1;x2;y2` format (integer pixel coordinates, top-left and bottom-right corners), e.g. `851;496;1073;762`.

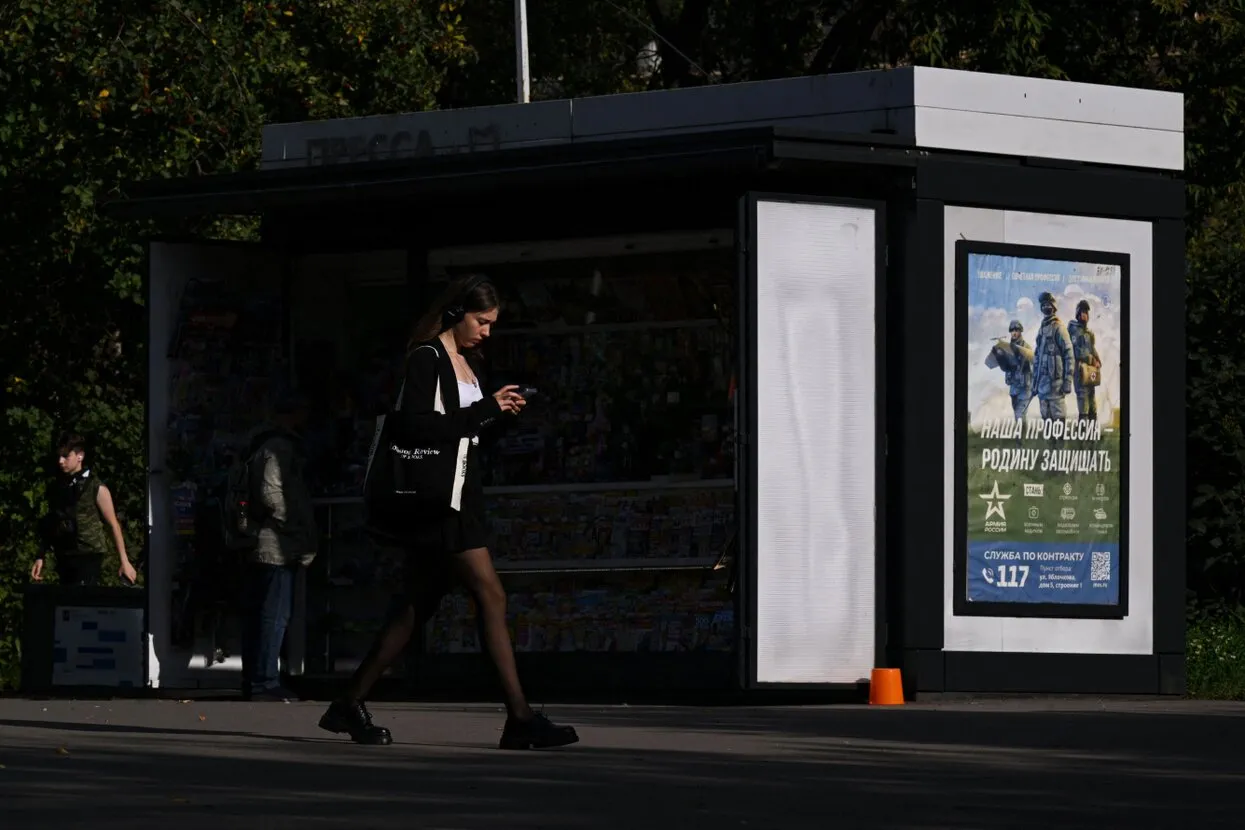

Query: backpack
219;430;280;553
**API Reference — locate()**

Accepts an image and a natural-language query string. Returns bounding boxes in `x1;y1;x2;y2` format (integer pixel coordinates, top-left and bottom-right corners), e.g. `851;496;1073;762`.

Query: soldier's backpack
218;430;280;553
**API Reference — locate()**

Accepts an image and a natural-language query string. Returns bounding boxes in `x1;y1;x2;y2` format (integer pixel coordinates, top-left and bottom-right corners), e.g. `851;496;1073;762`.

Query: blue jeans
240;563;295;696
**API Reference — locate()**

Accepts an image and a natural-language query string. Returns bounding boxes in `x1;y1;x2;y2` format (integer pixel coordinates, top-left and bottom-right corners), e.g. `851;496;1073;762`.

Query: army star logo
980;480;1011;521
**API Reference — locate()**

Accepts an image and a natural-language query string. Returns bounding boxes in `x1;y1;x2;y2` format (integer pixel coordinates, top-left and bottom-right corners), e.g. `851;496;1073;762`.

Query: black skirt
398;485;489;598
405;490;490;557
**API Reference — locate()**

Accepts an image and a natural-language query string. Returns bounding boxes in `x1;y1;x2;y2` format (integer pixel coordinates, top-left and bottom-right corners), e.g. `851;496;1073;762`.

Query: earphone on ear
442;274;491;327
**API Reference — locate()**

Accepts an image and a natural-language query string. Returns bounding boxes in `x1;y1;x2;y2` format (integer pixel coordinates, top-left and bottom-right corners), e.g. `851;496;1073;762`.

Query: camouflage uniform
1033;293;1074;421
1003;320;1034;420
1068;300;1101;421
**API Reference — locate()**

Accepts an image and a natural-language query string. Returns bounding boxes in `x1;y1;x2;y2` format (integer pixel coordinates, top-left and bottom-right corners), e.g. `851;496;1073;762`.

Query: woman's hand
492;385;528;415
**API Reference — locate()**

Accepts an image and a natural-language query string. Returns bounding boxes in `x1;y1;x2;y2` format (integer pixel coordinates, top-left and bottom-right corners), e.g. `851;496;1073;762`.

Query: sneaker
498;712;579;751
318;699;393;746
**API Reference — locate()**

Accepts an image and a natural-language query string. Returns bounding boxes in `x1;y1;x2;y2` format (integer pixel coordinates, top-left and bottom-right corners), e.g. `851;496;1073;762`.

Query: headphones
442;274;491;327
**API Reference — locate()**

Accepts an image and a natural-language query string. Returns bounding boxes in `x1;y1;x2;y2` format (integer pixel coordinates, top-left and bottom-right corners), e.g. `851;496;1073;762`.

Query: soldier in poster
1068;299;1102;421
1032;291;1075;422
996;319;1035;420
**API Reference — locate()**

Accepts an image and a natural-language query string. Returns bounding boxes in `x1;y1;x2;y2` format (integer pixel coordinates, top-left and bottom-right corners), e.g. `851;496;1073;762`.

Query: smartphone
516;385;539;400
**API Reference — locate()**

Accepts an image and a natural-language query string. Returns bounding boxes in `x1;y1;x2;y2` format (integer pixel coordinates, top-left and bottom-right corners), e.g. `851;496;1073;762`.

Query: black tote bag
363;371;471;535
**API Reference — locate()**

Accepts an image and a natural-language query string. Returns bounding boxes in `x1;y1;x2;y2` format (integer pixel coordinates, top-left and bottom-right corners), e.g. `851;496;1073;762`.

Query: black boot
318;699;393;746
498;712;579;750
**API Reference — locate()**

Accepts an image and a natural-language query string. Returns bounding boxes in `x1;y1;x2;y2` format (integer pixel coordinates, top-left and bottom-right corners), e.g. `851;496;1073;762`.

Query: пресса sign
302;123;503;166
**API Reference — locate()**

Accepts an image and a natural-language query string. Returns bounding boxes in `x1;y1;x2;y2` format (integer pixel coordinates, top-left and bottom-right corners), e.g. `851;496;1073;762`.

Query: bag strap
393;378;407;412
400;342;447;415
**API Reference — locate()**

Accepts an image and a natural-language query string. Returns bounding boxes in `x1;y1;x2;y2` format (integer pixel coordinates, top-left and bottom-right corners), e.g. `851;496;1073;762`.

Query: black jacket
394;338;502;512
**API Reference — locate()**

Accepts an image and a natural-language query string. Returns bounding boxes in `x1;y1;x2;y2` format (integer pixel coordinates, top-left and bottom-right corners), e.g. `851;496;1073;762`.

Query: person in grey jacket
239;391;317;702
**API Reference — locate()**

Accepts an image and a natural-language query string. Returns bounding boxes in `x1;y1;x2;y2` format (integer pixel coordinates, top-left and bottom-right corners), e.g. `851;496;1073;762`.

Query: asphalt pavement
1;696;1243;829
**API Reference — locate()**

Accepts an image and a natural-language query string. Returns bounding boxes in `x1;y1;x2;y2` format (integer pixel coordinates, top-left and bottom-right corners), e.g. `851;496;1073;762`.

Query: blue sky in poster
967;255;1117;318
964;252;1124;426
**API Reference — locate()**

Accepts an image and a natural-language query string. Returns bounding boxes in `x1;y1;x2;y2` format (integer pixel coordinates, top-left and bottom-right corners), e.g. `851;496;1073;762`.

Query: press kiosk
112;67;1186;698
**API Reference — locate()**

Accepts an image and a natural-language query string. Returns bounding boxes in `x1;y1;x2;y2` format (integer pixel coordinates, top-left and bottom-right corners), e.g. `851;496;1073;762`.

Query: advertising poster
957;242;1128;614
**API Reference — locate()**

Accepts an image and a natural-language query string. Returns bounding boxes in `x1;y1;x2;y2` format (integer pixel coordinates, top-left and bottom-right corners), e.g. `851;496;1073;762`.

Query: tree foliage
1187;194;1245;603
451;1;1242;214
0;0;468;689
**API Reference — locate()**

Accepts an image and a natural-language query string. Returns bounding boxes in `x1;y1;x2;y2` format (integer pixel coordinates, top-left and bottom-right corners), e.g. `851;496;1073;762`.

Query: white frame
941;207;1155;655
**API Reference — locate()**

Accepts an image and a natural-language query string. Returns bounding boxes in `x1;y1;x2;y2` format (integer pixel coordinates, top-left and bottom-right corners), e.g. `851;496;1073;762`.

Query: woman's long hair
406;273;501;357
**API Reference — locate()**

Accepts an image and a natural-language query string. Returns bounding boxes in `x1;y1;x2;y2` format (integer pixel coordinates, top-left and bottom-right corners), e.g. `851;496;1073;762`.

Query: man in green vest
31;432;138;587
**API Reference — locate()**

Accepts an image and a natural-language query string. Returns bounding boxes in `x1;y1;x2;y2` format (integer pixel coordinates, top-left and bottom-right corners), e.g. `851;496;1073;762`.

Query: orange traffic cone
869;668;905;705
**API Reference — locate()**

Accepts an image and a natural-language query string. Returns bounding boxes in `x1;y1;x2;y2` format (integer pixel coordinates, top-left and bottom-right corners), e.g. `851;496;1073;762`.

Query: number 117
998;565;1030;588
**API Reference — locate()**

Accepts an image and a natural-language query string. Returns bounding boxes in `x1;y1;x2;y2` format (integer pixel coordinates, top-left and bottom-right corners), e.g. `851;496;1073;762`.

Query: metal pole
515;0;530;103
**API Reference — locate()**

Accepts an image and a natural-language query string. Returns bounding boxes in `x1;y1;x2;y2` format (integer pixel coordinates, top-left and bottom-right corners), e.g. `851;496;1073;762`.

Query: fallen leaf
56;747;70;756
198;715;207;722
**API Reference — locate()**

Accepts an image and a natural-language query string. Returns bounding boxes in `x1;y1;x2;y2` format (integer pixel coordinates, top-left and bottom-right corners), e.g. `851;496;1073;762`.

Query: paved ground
1;697;1244;829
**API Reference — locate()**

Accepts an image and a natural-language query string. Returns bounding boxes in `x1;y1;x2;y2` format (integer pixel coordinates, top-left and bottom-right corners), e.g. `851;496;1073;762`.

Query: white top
457;380;483;408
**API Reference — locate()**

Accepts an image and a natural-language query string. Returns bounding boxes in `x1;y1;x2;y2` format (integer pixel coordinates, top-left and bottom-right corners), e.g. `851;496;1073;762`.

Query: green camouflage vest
71;474;109;556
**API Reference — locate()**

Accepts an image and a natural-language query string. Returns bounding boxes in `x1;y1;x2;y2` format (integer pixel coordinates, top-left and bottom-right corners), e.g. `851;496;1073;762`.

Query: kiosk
111;66;1186;697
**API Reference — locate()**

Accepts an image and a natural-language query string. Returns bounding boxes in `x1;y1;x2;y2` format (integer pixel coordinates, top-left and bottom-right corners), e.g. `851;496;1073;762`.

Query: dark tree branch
807;0;892;75
644;0;667;29
649;0;714;88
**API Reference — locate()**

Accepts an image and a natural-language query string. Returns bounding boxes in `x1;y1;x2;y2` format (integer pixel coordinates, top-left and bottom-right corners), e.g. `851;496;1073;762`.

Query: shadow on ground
1;703;1243;829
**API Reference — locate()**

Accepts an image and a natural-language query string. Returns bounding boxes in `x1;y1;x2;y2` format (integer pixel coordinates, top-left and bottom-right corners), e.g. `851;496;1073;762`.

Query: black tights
344;547;532;720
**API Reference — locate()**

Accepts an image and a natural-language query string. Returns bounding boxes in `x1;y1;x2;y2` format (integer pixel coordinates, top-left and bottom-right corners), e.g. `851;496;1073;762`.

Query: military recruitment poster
957;242;1128;614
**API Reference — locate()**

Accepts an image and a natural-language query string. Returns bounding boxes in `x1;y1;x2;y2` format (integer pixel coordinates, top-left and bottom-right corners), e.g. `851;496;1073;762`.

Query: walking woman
318;274;579;750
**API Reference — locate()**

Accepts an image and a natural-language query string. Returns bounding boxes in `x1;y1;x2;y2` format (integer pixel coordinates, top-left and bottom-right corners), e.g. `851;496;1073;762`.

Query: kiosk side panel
893;197;949;693
1151;217;1186;695
741;194;886;689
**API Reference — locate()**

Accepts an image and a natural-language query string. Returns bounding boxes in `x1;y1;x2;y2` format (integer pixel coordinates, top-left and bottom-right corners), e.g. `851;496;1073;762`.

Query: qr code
1090;551;1111;582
